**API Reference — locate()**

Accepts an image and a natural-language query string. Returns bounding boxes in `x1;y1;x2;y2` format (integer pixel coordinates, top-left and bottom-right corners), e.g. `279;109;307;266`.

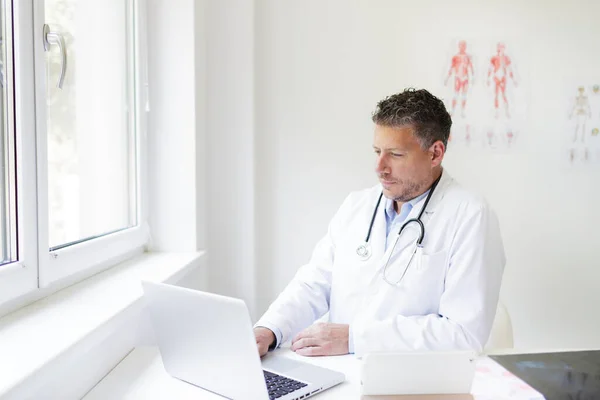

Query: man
255;89;506;358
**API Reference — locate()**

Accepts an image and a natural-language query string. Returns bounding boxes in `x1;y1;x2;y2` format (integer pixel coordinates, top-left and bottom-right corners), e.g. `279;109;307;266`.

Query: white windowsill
0;251;206;399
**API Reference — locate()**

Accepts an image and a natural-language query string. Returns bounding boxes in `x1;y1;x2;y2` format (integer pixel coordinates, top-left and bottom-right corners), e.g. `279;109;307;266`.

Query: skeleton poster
565;84;600;165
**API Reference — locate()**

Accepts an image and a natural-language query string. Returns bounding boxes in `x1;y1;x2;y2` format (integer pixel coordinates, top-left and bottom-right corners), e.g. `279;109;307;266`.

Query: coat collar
406;168;453;216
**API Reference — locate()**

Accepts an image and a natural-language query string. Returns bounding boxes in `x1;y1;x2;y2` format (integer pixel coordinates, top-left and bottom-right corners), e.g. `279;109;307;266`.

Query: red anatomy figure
487;43;517;118
445;40;473;118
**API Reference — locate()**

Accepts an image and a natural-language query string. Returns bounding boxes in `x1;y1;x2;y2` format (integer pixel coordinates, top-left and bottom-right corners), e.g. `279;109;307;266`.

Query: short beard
393;179;425;203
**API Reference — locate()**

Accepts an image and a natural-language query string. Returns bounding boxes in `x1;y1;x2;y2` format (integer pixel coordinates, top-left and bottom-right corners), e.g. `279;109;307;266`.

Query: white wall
253;0;600;349
203;0;258;318
146;0;208;290
145;0;257;308
147;0;199;252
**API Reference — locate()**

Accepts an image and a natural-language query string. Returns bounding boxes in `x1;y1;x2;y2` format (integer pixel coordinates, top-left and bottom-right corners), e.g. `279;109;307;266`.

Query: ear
429;141;445;167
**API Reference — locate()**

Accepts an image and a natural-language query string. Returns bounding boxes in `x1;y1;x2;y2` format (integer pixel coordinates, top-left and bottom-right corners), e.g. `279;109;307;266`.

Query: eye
374;149;381;155
391;153;403;157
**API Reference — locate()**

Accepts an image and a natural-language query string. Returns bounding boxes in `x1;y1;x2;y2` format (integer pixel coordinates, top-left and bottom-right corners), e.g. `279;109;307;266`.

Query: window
0;0;16;267
0;0;148;306
44;0;137;250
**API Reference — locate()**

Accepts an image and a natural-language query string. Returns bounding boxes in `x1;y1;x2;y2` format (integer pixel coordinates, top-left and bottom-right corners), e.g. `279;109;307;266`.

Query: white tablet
361;350;478;395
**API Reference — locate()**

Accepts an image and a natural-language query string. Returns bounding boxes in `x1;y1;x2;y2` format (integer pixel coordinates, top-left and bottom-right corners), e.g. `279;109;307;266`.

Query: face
458;41;467;52
373;124;444;202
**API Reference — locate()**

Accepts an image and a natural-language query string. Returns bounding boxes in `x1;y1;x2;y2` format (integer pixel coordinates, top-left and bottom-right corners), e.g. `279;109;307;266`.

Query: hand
254;327;275;358
291;323;349;357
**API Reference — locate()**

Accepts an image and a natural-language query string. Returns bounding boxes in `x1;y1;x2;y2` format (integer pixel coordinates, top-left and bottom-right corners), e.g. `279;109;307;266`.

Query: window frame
0;0;39;305
0;0;149;303
34;0;149;288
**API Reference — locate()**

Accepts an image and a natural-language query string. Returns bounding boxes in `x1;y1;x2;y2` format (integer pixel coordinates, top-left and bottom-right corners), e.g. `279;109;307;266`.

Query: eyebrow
373;146;407;152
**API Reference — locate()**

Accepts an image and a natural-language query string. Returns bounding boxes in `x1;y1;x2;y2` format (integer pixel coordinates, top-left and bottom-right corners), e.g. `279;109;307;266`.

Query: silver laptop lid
142;281;269;399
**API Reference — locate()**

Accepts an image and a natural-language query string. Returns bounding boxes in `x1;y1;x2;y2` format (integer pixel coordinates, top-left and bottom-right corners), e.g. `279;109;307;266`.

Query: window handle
42;24;67;89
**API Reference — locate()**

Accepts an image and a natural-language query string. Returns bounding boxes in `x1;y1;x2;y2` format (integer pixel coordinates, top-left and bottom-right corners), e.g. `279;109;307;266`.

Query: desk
83;347;543;399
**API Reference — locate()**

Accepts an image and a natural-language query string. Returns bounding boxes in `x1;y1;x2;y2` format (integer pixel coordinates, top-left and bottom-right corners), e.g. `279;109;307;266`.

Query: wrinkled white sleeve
352;205;506;357
255;195;351;348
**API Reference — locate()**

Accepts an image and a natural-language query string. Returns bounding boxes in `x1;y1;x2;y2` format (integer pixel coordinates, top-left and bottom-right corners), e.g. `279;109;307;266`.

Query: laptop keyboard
263;370;308;399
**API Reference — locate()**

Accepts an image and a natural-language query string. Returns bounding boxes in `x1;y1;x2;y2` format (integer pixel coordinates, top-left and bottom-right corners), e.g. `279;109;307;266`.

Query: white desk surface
84;346;544;400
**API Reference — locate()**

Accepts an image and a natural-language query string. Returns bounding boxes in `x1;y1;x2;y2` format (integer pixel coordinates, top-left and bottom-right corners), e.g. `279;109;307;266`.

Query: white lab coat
256;170;505;357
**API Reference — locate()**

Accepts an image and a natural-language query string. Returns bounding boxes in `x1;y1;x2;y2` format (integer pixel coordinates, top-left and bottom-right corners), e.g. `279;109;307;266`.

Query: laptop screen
489;350;600;400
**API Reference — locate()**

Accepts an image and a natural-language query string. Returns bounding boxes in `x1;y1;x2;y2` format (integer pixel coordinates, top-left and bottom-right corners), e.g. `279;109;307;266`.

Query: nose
375;153;389;174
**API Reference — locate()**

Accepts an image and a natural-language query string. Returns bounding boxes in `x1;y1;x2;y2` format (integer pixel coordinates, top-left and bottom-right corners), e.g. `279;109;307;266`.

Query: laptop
361;350;477;396
141;281;345;400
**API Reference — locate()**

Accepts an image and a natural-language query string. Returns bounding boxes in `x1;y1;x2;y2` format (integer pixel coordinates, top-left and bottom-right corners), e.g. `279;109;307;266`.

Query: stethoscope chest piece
356;243;372;261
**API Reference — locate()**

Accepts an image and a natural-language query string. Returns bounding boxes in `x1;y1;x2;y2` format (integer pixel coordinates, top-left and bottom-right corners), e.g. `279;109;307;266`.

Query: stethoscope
355;174;442;285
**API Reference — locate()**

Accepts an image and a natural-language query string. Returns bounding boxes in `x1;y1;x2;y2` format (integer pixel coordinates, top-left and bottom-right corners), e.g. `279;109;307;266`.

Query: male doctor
255;88;505;358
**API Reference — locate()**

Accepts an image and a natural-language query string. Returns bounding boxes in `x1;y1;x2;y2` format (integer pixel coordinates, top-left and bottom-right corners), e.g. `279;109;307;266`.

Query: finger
291;337;321;351
295;346;327;357
257;343;268;358
293;322;328;344
292;327;315;344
